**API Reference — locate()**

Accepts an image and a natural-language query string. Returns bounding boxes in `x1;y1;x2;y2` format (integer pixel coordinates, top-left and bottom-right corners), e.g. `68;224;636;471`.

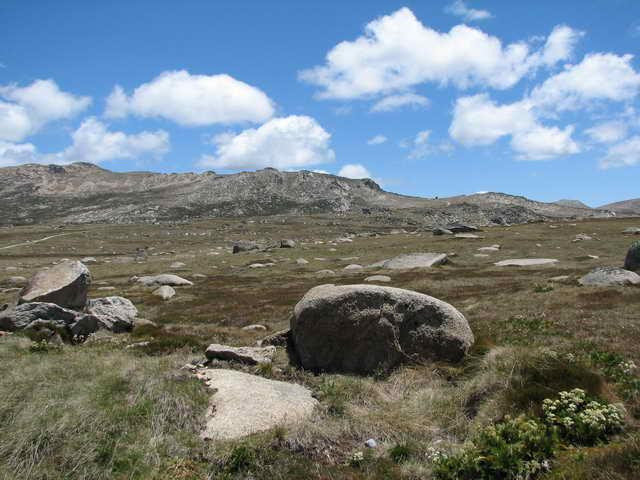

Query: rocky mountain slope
0;162;615;226
600;198;640;215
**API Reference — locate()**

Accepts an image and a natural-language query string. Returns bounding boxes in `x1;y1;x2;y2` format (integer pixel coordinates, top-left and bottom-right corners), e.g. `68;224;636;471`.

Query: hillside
0;162;614;226
600;198;640;215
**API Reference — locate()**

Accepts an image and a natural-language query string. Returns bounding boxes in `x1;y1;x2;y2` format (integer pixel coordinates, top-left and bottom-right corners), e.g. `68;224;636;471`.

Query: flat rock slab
369;253;447;270
19;260;91;309
495;258;559;267
579;267;640;286
197;369;317;440
205;344;276;365
135;274;193;286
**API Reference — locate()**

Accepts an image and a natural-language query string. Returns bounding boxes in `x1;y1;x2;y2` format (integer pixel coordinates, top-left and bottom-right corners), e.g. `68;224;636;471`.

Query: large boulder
291;284;474;374
369;253;447;270
624;240;640;272
197;369;317;440
579;267;640;286
86;296;138;332
0;302;77;331
19;261;91;309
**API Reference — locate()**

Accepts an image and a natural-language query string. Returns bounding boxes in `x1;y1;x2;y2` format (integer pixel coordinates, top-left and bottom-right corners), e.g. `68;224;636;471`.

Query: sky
1;0;640;207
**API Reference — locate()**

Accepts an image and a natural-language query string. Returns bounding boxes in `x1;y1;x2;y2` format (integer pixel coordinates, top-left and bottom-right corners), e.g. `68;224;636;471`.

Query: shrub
590;351;640;405
542;389;624;445
433;416;557;480
388;443;413;463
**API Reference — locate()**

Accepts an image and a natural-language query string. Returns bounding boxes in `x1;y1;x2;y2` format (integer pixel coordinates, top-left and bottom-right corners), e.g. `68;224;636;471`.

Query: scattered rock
549;275;571;282
257;328;291;347
291;284;474;373
494;258;559;267
572;233;593;242
280;239;296;248
97;286;115;291
86;296;138;333
233;241;262;254
343;264;363;271
296;258;309;265
19;260;91;309
135;274;193;287
197;369;317;440
170;261;187;269
365;439;378;448
454;233;482;239
0;302;77;331
478;245;500;252
205;343;276;365
622;227;640;235
474;254;489;258
315;269;335;276
579;267;640;286
242;324;267;332
153;285;176;300
448;224;479;233
370;253;447;269
624;240;640;272
364;275;391;283
432;227;453;236
81;257;97;263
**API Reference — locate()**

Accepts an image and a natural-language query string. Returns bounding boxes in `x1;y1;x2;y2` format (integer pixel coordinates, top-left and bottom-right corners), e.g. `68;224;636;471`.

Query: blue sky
1;0;639;206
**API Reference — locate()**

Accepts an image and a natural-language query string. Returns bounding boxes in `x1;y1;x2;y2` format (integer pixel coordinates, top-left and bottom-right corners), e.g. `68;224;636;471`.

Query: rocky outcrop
291;284;474;374
19;261;91;309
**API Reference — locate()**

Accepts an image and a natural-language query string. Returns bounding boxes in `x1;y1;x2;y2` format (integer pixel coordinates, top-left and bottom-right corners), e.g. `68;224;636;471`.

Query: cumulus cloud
600;136;640;168
199;115;334;170
408;130;432;159
444;1;492;22
367;134;387;145
105;70;275;126
370;93;430;112
338;163;372;179
531;53;640;112
0;118;169;166
299;7;579;99
450;93;579;160
0;79;90;142
585;121;628;144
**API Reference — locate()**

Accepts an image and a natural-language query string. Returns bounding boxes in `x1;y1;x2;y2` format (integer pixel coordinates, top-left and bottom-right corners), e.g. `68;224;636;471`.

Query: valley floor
0;215;639;479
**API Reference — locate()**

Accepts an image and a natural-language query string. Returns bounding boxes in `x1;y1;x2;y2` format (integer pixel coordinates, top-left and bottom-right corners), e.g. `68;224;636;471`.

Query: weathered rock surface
197;369;317;440
370;253;447;270
205;344;276;365
495;258;559;267
624;240;640;272
135;274;193;286
291;284;474;373
432;227;453;236
0;302;77;331
19;261;91;309
86;296;138;332
153;285;176;300
579;267;640;286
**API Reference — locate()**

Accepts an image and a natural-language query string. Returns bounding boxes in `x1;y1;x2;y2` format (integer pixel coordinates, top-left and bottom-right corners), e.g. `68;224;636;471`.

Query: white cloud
0;79;90;142
367;134;387;145
585;121;628;144
105;70;275;126
531;53;640;111
408;130;431;159
299;7;579;99
511;125;579;160
450;93;579;160
445;1;492;22
0;118;169;166
199;115;334;170
370;93;429;112
338;163;372;179
600;136;640;168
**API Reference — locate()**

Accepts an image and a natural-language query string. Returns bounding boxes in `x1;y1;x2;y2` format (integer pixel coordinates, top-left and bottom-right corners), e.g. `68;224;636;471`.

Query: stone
343;264;363;270
81;257;97;263
622;227;640;235
432;227;453;236
170;261;187;269
257;329;291;347
197;369;317;440
19;260;91;309
624;240;640;272
135;274;193;287
494;258;559;267
70;314;101;337
86;296;138;333
370;253;447;270
232;241;262;254
454;233;482;239
364;275;392;283
478;246;500;252
205;343;276;365
296;258;309;265
447;224;479;233
365;439;378;448
249;263;268;268
0;302;77;331
153;285;175;300
315;269;335;276
572;233;593;242
291;284;474;374
579;267;640;286
280;239;296;248
242;324;267;332
474;254;489;258
97;286;115;291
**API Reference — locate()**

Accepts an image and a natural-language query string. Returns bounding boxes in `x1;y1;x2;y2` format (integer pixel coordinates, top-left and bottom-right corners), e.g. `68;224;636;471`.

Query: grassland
0;215;639;479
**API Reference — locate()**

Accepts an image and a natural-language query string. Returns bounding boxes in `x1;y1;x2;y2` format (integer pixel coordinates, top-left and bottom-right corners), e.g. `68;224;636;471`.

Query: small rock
81;257;97;263
494;258;559;267
316;269;335;276
257;328;290;347
343;264;363;271
622;227;640;235
153;285;176;300
97;286;115;291
364;275;391;283
205;344;276;365
135;274;193;286
280;239;296;248
233;241;262;254
296;258;309;265
365;439;378;448
170;262;187;269
448;224;479;233
242;324;267;332
454;233;482;239
370;253;447;269
572;233;593;242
